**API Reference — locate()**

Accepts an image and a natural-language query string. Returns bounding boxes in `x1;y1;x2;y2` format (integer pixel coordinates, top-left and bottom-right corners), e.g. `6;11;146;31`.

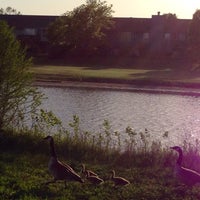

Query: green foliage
2;130;200;199
32;109;63;134
102;119;112;149
124;126;137;152
189;9;200;47
69;114;80;141
162;13;177;20
47;0;114;56
0;7;21;15
0;20;43;130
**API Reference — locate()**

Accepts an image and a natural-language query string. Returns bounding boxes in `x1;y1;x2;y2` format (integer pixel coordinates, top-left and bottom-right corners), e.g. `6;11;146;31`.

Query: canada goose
44;135;84;187
110;170;130;186
86;170;104;185
170;146;200;186
81;164;98;177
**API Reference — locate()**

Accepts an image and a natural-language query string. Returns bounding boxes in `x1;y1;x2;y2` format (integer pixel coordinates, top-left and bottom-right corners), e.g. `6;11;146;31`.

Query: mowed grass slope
30;64;200;86
30;65;153;80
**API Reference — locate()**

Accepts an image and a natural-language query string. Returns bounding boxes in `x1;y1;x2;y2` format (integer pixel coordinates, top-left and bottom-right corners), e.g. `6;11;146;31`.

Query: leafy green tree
0;7;21;15
162;13;177;20
189;9;200;47
0;20;42;130
47;0;114;56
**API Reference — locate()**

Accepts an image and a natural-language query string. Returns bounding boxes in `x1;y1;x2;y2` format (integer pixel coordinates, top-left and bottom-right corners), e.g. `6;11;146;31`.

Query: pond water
39;86;200;147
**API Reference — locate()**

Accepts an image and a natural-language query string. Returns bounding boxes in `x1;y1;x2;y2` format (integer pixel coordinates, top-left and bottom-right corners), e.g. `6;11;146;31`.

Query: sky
0;0;200;19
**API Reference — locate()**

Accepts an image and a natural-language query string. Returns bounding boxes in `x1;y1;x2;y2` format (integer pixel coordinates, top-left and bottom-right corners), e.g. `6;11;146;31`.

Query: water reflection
39;87;200;147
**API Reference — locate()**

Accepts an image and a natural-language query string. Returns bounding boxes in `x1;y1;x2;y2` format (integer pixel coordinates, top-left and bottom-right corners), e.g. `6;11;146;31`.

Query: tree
0;6;21;15
189;9;200;47
162;13;177;33
162;13;177;20
0;20;42;130
47;0;114;56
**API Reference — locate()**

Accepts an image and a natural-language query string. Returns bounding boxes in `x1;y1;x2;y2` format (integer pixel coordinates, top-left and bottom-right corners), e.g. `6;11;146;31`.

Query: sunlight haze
0;0;199;19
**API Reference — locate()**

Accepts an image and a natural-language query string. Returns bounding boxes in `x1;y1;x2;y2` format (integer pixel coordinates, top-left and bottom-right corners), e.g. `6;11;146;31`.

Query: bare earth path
33;79;200;96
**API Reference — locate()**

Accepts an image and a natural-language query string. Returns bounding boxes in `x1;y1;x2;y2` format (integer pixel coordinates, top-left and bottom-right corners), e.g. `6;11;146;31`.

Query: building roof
113;17;151;33
0;14;191;34
0;15;57;29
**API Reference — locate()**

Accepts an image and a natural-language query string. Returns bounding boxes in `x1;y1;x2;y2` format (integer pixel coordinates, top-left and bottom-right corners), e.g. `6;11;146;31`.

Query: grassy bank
30;58;200;88
1;130;200;199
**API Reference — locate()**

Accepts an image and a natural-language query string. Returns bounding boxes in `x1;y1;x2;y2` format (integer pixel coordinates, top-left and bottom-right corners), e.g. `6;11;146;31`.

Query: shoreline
33;79;200;96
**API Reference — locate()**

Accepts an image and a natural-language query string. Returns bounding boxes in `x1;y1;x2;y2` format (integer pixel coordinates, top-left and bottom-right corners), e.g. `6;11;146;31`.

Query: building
110;13;190;56
0;13;191;56
0;15;57;55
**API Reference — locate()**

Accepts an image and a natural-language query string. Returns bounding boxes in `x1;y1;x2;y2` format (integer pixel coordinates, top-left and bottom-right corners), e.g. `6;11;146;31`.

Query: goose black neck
49;138;57;158
177;148;183;166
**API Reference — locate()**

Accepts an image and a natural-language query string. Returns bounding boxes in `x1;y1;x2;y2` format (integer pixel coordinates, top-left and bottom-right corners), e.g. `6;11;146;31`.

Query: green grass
30;65;153;80
30;64;200;87
2;130;200;199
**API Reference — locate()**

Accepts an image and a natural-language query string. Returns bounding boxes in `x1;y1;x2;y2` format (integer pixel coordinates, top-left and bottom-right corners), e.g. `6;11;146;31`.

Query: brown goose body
44;136;84;186
170;146;200;186
111;170;130;186
86;171;104;185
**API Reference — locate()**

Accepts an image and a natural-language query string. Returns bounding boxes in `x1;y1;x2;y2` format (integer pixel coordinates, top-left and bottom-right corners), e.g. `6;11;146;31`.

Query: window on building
143;33;149;40
131;32;134;41
40;28;48;41
23;28;37;36
15;29;24;36
178;33;186;41
164;33;171;40
119;32;131;44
